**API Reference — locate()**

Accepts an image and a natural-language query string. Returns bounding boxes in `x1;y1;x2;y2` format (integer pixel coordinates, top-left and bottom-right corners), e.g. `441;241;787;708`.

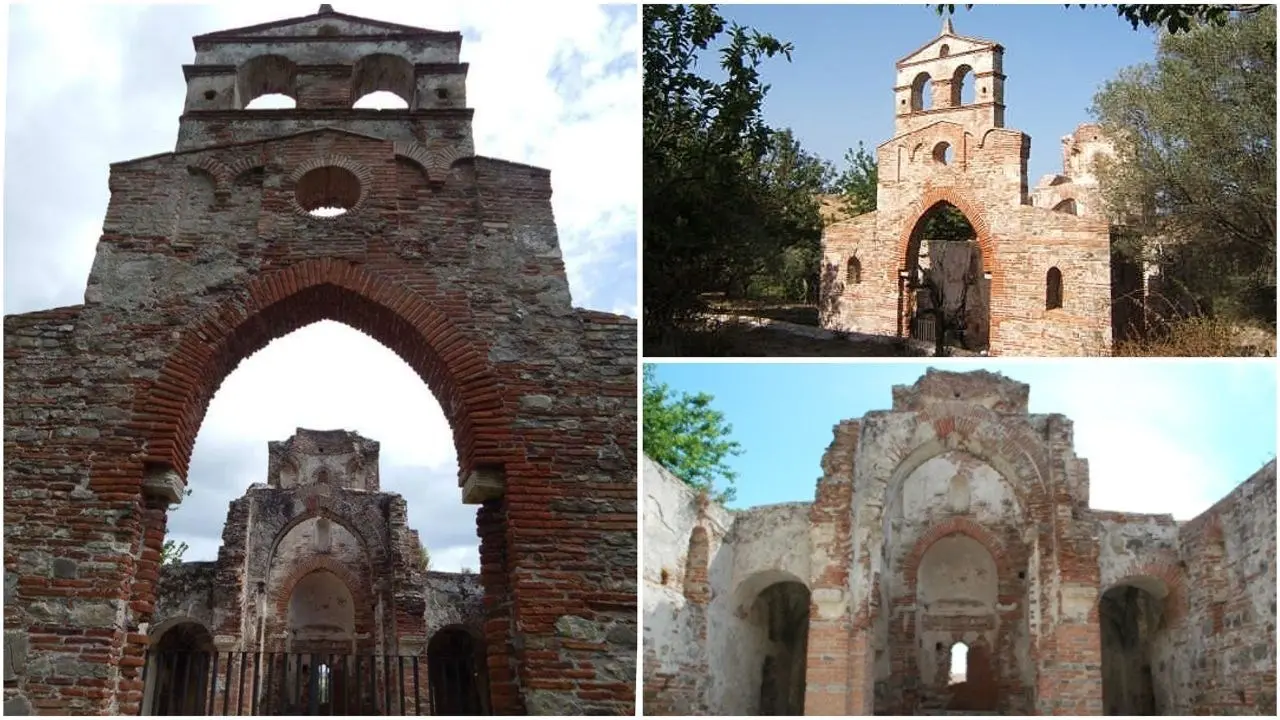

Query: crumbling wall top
266;428;381;490
891;368;1030;414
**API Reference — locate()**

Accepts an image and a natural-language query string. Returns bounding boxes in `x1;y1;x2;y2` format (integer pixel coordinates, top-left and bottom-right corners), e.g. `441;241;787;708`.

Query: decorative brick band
393;140;472;185
287;154;375;218
132;259;510;483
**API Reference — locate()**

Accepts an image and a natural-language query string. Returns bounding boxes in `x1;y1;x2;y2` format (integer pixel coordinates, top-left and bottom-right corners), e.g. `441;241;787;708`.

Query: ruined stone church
820;21;1142;356
145;429;488;715
4;5;637;716
643;369;1276;716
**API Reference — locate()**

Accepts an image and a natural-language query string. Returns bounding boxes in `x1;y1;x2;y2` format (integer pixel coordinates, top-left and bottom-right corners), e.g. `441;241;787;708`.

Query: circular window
932;141;953;165
295;166;362;218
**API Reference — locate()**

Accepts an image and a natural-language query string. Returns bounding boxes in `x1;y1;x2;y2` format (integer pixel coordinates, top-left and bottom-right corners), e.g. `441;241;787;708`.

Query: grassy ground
654;299;1275;357
703;297;820;327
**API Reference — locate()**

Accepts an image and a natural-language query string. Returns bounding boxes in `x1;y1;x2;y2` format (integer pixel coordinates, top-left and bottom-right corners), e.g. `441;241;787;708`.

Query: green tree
833;142;879;218
1092;6;1275;324
644;4;808;344
642;365;743;503
747;129;833;302
935;4;1271;34
160;488;194;566
420;544;431;571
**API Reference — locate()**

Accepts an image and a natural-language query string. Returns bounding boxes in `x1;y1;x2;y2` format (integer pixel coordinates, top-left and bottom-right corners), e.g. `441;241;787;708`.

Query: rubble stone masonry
3;6;636;715
642;369;1276;715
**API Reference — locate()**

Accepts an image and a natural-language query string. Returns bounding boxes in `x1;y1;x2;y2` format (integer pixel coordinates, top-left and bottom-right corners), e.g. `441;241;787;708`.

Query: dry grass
1113;316;1276;357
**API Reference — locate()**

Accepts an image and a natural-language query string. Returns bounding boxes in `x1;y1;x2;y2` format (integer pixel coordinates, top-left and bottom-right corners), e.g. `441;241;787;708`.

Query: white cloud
1000;361;1266;520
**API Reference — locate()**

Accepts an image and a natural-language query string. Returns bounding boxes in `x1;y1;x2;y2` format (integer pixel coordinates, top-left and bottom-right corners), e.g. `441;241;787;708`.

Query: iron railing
140;650;485;716
911;314;937;344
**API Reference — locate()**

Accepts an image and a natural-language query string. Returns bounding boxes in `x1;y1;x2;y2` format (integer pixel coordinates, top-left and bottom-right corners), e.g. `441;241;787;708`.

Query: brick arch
187;157;228;191
901;517;1012;595
132;259;511;480
683;526;710;605
224;156;265;184
883;411;1049;522
393;141;435;184
894;186;996;283
148;615;215;646
256;506;386;588
350;53;416;108
270;555;369;619
1103;558;1187;626
287;154;376;217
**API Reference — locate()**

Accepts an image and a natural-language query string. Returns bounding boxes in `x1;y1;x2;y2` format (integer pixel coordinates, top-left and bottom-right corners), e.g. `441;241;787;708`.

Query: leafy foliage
421;544;431;571
644;4;831;347
1092;6;1275;326
160;488;195;566
642;365;743;503
934;4;1272;34
832;142;878;218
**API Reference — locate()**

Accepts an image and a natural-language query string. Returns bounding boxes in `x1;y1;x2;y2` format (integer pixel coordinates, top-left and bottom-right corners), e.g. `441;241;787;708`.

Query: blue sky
705;3;1162;183
647;361;1277;520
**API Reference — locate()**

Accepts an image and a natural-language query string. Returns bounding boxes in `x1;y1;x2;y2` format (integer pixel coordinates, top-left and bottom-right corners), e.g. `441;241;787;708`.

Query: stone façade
145;428;488;714
642;369;1276;716
2;5;637;715
820;20;1125;356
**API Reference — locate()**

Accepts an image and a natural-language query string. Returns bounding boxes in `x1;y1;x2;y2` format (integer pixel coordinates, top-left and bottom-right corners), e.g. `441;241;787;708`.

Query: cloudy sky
3;3;639;570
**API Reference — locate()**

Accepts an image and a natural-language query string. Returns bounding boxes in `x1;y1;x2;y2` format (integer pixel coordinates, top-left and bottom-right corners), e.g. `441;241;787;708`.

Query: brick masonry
140;428;489;715
821;21;1116;356
641;369;1276;715
2;6;636;716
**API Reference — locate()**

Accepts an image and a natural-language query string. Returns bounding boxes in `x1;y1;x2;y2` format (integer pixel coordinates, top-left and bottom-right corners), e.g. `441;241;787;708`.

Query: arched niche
288;569;356;648
145;621;215;716
915;534;1000;712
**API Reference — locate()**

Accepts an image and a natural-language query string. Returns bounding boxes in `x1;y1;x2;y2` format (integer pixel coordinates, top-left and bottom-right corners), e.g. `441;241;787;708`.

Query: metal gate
141;650;484;716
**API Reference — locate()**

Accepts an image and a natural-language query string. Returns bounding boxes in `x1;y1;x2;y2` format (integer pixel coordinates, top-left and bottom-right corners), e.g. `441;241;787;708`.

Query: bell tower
175;4;473;156
892;17;1007;137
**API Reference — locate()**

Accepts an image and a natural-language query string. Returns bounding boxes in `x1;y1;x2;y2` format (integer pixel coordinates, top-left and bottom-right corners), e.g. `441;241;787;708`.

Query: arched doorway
749;580;811;716
902;201;990;351
284;569;355;713
117;267;521;712
145;621;215;716
428;627;488;715
1100;579;1168;715
914;533;1000;713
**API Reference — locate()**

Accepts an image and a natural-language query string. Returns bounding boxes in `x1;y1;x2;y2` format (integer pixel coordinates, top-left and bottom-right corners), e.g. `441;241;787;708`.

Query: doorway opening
902;201;989;352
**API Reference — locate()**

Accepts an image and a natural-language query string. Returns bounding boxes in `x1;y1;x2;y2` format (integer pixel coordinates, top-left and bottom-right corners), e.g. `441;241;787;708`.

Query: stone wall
1178;460;1277;715
641;369;1276;717
821;22;1113;356
151;562;218;635
641;457;728;716
2;6;636;715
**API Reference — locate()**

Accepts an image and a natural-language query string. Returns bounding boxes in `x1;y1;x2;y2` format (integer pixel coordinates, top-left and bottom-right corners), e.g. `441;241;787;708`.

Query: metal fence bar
206;650;220;715
412;656;421;717
382;654;391;716
142;650;455;716
221;652;233;716
250;651;261;716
